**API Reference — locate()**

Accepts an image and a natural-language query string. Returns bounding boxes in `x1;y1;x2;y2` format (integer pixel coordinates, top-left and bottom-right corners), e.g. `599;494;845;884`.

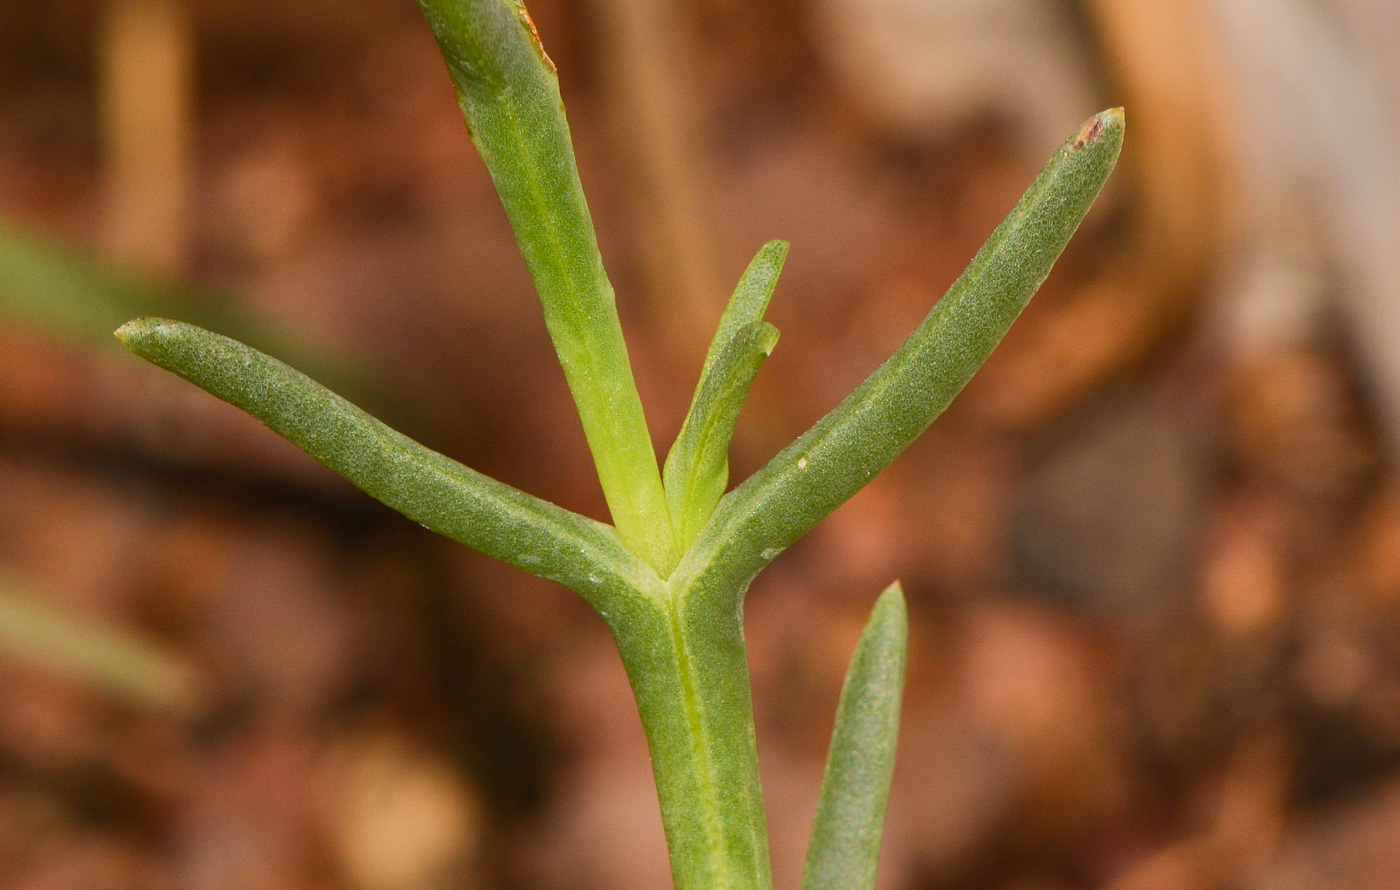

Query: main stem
604;578;770;890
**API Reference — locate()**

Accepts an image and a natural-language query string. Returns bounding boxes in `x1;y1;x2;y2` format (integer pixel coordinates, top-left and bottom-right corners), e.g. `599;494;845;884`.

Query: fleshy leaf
802;582;907;890
675;109;1125;597
418;0;674;572
663;320;778;549
696;240;788;384
116;318;661;610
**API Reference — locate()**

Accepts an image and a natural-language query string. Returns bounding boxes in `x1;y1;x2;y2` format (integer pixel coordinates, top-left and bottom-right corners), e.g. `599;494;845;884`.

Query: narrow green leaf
664;241;787;551
802;583;907;890
0;572;205;716
417;0;674;573
676;109;1125;596
115;318;662;610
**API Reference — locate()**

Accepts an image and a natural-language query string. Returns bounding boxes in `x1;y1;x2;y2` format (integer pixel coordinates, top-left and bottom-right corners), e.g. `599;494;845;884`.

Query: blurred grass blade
664;241;786;549
0;573;204;716
418;0;674;572
0;220;392;416
802;583;907;890
682;109;1124;589
0;219;182;340
116;318;662;609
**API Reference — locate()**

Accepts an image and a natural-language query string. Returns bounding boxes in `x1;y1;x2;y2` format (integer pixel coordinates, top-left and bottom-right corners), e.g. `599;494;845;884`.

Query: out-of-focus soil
3;2;1400;889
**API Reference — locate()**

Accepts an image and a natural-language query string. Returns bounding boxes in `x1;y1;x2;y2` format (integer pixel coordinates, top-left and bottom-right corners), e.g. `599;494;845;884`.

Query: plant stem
606;576;770;890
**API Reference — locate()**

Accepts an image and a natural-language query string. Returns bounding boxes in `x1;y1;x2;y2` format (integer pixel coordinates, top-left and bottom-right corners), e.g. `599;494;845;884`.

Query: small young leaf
677;109;1124;596
802;582;907;890
664;241;787;551
418;0;674;573
115;318;661;609
664;322;779;550
697;240;788;383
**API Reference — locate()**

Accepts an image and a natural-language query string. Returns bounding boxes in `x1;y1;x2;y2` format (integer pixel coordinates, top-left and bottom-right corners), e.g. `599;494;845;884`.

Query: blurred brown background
3;0;1400;888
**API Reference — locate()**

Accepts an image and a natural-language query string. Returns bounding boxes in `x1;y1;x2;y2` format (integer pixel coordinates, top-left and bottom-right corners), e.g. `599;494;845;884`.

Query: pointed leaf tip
871;581;907;628
115;316;164;349
113;318;139;342
1071;107;1125;153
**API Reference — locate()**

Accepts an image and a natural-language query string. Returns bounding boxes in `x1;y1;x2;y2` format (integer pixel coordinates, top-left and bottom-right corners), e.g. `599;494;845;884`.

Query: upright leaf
664;241;788;549
418;0;674;572
802;583;907;890
693;240;788;386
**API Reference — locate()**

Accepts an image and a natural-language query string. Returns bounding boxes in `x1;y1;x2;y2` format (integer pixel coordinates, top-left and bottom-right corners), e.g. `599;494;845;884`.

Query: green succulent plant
115;2;1123;887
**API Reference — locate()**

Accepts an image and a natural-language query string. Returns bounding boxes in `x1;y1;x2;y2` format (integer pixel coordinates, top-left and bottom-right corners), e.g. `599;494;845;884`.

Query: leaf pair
116;101;1121;890
117;0;1124;614
664;240;787;551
